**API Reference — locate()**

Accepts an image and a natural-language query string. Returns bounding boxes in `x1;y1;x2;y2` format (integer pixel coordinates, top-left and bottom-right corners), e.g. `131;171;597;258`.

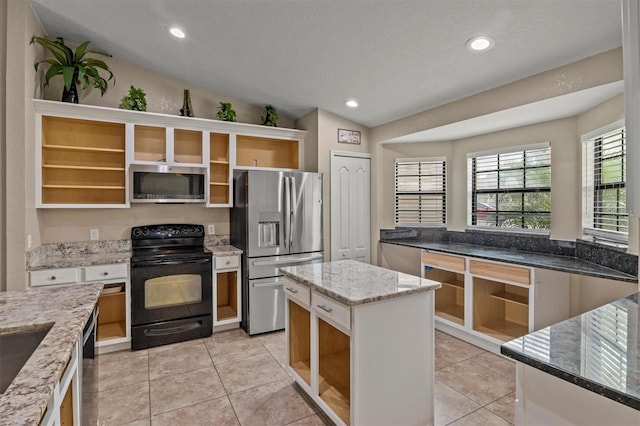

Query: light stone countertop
0;283;102;425
280;259;440;306
206;245;243;256
27;251;132;271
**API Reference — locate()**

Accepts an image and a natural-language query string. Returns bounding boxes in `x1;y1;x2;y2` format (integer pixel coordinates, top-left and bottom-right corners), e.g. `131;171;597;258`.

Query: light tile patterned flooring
96;329;515;425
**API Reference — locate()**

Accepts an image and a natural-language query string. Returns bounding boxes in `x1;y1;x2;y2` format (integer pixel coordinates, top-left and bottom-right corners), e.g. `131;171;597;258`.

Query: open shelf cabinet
133;124;166;162
40;116;126;205
174;128;203;164
216;271;238;322
97;286;127;342
473;277;529;341
318;318;350;426
209;132;231;205
288;300;311;386
236;135;299;169
425;267;465;326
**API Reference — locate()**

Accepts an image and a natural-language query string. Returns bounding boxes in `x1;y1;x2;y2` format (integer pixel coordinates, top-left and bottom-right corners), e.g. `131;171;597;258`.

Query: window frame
467;143;551;234
581;121;628;244
394;156;447;227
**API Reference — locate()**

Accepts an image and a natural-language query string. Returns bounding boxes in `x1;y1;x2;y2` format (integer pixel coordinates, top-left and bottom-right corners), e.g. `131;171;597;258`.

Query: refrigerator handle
284;176;291;249
290;176;296;249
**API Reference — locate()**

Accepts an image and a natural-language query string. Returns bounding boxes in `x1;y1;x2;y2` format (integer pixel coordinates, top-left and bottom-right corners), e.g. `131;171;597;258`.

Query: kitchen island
0;283;102;425
501;292;639;425
280;260;441;426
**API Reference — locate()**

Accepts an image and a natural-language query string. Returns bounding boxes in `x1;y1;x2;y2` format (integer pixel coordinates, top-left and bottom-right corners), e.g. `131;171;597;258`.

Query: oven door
130;257;212;326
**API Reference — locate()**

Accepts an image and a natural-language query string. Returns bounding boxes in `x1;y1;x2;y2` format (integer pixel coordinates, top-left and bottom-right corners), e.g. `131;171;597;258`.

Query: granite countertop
27;251;132;271
0;283;103;425
206;245;243;256
381;239;637;283
501;292;639;410
280;259;441;306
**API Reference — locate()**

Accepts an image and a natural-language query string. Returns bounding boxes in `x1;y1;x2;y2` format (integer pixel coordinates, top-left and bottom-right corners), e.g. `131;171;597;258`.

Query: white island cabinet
280;260;441;426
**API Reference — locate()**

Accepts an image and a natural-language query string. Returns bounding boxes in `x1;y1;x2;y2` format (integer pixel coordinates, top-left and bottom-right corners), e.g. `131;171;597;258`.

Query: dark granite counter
381;239;637;283
501;292;640;411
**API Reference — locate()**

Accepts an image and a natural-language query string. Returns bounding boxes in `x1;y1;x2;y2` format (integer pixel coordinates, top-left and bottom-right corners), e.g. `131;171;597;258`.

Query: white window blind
468;145;551;230
395;158;446;226
583;127;627;240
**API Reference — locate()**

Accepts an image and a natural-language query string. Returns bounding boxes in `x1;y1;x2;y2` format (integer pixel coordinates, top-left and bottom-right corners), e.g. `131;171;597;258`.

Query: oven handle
131;258;211;267
251;254;323;267
143;320;203;337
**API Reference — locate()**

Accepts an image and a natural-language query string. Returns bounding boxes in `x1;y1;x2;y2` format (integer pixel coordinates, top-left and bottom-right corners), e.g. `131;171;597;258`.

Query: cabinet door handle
225;260;231;265
49;275;56;281
317;304;333;313
103;272;109;276
285;287;298;294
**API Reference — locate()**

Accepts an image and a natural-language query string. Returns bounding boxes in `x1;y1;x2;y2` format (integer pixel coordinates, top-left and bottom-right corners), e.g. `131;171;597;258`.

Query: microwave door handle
289;176;296;250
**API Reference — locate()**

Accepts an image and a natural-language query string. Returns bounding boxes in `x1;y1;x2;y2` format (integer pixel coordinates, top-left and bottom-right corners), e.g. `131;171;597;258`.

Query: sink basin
0;323;53;394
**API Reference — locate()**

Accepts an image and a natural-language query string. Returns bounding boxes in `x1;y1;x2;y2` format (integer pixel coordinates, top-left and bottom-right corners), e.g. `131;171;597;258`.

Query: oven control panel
131;224;205;239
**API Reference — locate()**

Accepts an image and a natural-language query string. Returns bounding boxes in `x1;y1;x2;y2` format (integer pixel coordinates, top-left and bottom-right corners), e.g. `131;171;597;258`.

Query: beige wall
296;110;319;172
0;0;6;291
5;0;43;291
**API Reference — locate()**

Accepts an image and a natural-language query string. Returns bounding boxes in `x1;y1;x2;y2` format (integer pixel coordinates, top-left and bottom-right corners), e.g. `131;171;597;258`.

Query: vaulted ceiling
29;0;623;128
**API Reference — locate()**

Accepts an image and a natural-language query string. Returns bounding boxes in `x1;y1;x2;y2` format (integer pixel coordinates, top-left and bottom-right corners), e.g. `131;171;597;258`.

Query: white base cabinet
515;363;639;425
422;251;570;353
30;263;131;354
213;254;241;327
285;278;435;426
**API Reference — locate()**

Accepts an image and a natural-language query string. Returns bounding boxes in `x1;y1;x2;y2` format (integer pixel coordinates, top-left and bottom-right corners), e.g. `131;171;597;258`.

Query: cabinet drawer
422;251;465;272
84;263;128;282
312;292;351;331
469;259;530;285
30;268;79;287
215;255;239;270
284;279;310;308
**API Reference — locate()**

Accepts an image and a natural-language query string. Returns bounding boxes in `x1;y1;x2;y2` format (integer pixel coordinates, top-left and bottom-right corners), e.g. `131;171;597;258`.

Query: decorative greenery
261;105;279;127
120;85;147;111
31;37;114;100
216;102;236;122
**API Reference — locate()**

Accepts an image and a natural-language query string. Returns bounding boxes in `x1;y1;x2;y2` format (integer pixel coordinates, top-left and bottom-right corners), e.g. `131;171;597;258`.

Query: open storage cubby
41;116;126;205
134;125;166;162
174;129;203;164
318;318;350;425
288;300;311;386
236;135;298;169
97;284;126;341
216;271;238;321
473;277;529;341
426;267;465;325
209;132;230;204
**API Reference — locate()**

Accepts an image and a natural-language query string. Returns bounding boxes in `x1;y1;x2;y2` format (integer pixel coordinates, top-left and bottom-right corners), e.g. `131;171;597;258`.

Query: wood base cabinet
422;251;570;353
41;339;81;426
284;278;435;426
213;255;241;326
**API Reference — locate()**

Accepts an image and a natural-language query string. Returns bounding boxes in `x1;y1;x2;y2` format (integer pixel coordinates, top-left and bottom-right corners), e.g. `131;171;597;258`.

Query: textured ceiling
29;0;623;128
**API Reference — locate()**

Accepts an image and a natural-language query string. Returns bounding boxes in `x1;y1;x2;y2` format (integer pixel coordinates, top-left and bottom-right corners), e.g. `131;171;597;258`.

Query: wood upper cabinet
34;100;306;208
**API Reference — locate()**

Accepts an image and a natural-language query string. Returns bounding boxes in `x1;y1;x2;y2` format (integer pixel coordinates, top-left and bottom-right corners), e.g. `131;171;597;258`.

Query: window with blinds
583;127;627;240
395;158;446;226
469;145;551;230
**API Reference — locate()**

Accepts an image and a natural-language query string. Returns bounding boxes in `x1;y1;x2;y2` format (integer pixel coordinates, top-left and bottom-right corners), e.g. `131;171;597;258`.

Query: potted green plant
216;102;236;122
31;37;115;103
261;105;279;127
119;85;147;111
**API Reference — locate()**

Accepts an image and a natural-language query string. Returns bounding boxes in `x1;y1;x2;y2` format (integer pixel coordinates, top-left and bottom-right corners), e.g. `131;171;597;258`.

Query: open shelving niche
97;283;127;342
472;277;530;342
40;116;126;206
426;267;465;326
215;271;238;322
318;318;351;425
208;132;232;206
288;299;311;386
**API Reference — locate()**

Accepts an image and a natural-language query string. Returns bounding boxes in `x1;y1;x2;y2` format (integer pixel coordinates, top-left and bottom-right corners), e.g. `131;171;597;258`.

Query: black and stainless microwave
130;164;206;203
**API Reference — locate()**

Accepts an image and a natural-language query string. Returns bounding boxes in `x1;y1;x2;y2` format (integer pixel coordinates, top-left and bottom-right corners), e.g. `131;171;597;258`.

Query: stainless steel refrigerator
231;170;323;335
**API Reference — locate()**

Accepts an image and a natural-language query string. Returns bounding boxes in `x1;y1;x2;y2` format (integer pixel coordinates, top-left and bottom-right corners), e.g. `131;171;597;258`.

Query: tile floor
96;329;515;425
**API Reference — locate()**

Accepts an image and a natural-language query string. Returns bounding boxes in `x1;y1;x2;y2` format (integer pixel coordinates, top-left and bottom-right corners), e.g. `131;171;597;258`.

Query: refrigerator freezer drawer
248;278;285;334
248;253;324;279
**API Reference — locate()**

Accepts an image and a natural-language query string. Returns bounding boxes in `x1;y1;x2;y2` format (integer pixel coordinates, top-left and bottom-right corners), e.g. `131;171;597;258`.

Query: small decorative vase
180;89;194;117
61;70;79;103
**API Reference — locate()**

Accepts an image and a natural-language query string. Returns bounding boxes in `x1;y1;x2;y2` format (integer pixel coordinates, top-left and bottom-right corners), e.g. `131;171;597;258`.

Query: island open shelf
318;318;350;425
288;300;311;386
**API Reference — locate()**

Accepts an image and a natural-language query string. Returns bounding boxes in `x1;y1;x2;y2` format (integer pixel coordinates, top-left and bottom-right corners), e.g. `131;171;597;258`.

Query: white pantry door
330;151;371;263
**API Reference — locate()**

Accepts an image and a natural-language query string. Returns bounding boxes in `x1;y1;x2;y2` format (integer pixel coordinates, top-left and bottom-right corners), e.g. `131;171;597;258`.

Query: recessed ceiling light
170;27;186;39
466;36;494;52
345;99;358;108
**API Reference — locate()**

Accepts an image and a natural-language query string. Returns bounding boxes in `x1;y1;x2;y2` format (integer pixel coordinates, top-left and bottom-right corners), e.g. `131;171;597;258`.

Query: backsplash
380;227;638;276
